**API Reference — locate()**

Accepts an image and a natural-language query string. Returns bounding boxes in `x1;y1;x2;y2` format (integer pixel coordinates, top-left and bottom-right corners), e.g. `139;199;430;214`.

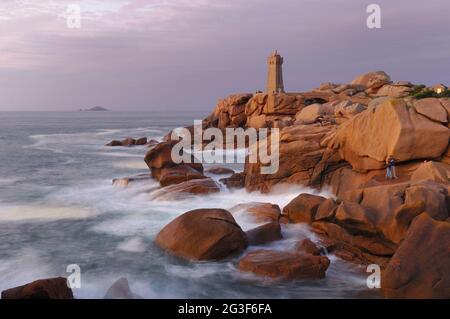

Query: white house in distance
431;83;447;94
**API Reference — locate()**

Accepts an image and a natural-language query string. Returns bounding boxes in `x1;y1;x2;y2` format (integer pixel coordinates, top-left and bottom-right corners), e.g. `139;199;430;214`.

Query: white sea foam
0;204;96;221
117;237;147;253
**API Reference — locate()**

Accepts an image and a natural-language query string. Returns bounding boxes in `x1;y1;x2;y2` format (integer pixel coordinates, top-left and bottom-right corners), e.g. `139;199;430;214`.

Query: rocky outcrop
245;222;282;245
245;93;305;128
155;209;247;260
238;250;330;280
329;99;449;171
340;180;448;244
245;123;342;192
205;93;253;129
381;214;450;299
1;277;74;299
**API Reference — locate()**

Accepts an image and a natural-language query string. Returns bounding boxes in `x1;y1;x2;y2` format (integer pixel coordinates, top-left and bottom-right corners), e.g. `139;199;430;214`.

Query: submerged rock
230;202;281;223
104;278;142;299
155;209;248;260
245;222;282;245
238;250;330;280
150;178;220;200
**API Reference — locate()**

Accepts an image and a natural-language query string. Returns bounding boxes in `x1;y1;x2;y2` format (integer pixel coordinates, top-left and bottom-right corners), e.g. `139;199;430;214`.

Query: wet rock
152;164;205;187
135;137;148;145
315;198;338;221
104;278;142;299
1;277;74;299
245;222;282;245
382;214;450;299
155;209;247;260
312;221;396;256
230;202;281;223
295;239;324;256
238;250;330;280
205;167;235;175
220;172;245;189
112;173;152;187
282;193;326;224
150;178;220;200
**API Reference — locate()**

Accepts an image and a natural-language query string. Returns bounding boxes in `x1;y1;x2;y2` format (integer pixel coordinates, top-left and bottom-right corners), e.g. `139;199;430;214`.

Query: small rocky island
79;106;109;112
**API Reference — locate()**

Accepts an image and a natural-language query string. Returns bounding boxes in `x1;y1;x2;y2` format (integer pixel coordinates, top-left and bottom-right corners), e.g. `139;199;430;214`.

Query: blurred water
0;111;377;299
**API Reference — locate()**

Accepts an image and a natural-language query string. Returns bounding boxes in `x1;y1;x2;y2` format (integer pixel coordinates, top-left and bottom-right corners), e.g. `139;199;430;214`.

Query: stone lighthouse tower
266;50;285;93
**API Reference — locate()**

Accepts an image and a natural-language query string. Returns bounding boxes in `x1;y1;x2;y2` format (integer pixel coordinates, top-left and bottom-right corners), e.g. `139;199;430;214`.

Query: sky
0;0;449;111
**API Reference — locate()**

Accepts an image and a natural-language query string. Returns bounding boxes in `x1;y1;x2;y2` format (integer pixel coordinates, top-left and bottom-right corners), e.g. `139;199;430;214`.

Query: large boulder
329;99;449;171
238;250;330;280
1;277;74;299
382;214;450;299
351;71;391;92
294;103;333;124
155;209;248;260
282;193;326;224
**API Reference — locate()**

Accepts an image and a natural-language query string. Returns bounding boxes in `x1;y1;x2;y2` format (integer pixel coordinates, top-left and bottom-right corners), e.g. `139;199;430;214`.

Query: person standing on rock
385;156;397;180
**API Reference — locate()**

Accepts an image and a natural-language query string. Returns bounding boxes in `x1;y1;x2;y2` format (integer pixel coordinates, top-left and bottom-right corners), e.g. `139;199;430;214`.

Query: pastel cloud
0;0;449;110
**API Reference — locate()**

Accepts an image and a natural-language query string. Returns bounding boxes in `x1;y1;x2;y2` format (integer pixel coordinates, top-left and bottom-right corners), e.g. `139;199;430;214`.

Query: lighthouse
266;50;285;94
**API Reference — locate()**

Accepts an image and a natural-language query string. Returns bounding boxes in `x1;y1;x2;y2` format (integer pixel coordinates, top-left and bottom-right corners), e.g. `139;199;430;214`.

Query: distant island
79;106;109;112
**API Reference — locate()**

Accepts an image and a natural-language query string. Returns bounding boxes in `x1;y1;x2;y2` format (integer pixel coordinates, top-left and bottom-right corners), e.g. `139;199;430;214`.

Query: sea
0;111;377;298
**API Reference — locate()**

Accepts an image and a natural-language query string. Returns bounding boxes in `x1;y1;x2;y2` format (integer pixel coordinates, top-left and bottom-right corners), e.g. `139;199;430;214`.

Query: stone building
431;84;447;94
266;50;285;93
